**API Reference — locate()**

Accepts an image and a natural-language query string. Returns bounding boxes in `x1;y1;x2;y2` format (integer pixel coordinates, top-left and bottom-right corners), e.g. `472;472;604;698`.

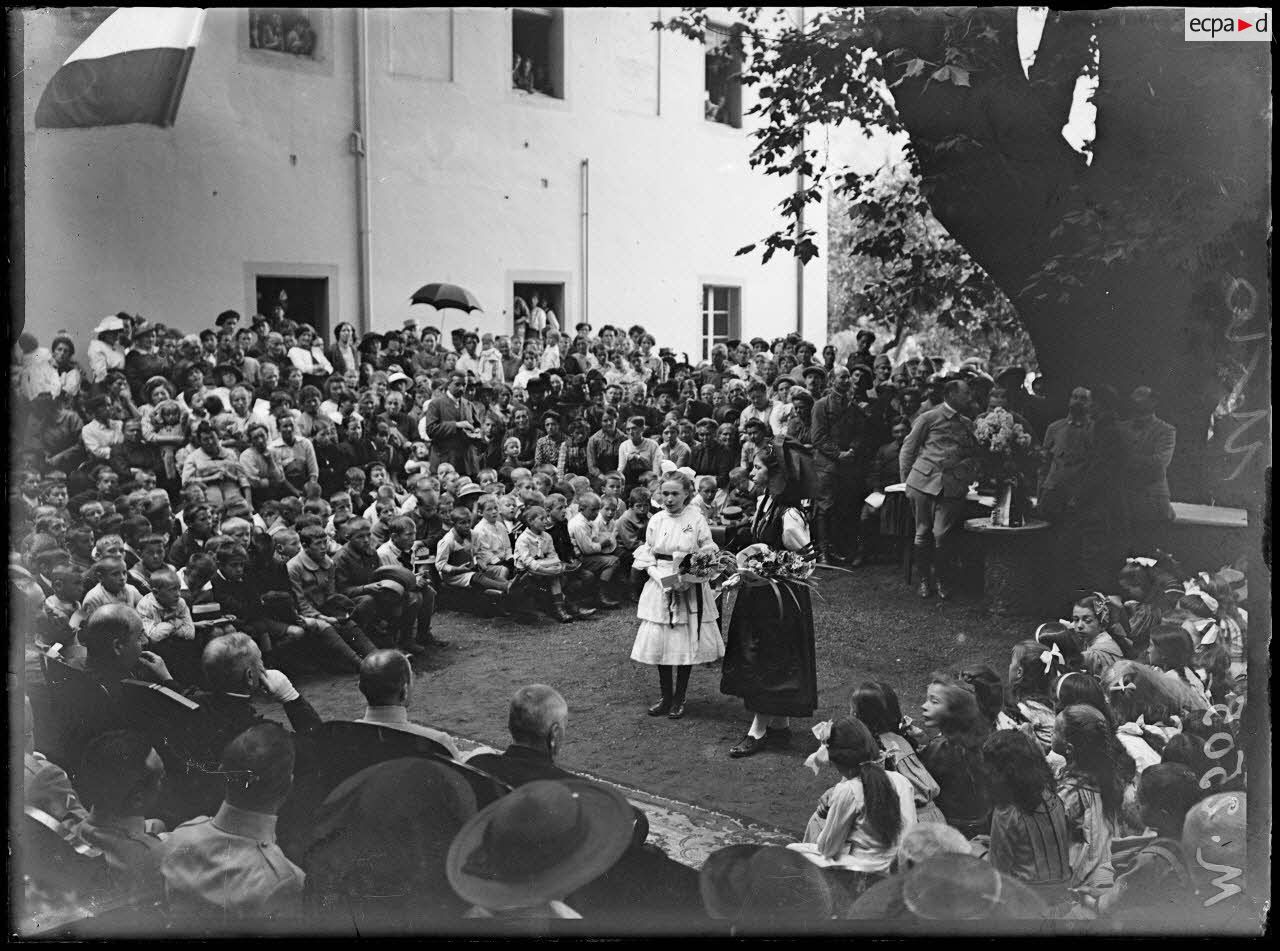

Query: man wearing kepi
899;378;979;600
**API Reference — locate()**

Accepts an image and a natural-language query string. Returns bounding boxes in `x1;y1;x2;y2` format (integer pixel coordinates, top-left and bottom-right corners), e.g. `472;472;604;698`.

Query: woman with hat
123;320;166;400
721;440;819;757
86;314;129;389
447;778;634;926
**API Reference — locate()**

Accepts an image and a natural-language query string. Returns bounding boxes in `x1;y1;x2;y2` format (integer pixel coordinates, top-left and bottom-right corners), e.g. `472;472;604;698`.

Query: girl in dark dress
721;443;818;758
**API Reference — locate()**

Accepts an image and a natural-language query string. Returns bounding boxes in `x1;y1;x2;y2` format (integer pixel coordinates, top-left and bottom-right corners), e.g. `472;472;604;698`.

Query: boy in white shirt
566;493;621;609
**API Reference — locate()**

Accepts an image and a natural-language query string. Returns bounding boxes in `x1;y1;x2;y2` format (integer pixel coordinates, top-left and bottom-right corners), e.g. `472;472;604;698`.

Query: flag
35;8;206;129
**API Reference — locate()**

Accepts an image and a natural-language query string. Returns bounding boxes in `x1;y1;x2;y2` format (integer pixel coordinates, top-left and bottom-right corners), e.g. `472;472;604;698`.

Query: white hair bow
1183;579;1220;614
1040;643;1064;673
1189;617;1220;646
803;720;834;775
1127;556;1157;568
1111;680;1137;695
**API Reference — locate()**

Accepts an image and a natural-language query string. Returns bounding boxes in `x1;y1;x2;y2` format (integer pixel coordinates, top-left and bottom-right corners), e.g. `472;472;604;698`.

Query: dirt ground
297;562;1032;836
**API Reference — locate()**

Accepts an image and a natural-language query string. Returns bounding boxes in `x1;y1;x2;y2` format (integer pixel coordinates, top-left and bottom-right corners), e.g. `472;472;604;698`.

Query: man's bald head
359;649;413;708
507;684;568;748
220;722;295;812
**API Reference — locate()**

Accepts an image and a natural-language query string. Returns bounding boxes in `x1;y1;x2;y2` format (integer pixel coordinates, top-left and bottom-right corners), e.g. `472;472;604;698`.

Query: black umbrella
410;282;482;338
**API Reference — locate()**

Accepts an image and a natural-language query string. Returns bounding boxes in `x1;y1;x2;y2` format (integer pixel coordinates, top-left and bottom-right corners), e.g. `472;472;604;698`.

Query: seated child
1148;625;1211;707
1091;763;1199;919
513;505;587;624
37;565;87;666
615;487;652;597
1004;633;1080;751
435;506;512;600
472;496;514;576
794;716;916;887
178;552;236;639
693;475;720;524
136;567;199;683
567;493;621;608
76;556;143;627
918;677;992;839
982;728;1074;910
1073;594;1132;672
850;681;945;825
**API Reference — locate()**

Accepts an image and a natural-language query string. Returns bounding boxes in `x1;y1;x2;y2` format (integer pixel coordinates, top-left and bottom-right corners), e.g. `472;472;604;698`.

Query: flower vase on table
973;407;1034;528
990;476;1026;528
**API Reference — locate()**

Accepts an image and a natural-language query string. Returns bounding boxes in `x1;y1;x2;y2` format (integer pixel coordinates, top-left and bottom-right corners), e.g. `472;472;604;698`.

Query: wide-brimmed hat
700;845;834;925
212;364;244;382
456;484;484;502
387;371;412;387
93;315;127;335
446;779;633;911
372;564;417;591
901;853;1046;920
143;375;173;397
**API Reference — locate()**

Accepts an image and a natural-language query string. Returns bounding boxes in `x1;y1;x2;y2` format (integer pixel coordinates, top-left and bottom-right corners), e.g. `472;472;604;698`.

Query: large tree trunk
864;7;1270;504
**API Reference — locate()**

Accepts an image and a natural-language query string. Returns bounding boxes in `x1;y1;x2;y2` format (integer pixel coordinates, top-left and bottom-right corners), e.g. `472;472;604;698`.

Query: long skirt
720;580;818;718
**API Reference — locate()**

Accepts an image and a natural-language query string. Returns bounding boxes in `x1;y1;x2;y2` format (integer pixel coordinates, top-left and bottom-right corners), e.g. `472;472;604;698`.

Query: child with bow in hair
792;716;916;897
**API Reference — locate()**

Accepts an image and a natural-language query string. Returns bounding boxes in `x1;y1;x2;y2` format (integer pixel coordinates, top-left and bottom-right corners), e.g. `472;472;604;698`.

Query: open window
255;275;330;341
512;8;564;99
513;282;566;338
704;23;743;128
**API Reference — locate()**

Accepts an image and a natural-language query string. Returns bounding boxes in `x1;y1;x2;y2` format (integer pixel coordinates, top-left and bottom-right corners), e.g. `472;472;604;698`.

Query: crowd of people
11;308;1252;934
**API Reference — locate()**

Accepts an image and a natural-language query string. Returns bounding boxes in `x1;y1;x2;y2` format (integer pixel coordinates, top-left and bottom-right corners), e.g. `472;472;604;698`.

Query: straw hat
93;315;127;334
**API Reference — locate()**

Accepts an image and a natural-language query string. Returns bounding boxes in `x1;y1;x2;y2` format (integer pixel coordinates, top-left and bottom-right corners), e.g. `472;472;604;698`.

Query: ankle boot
851;517;878;567
549;596;574;623
915;544;935;597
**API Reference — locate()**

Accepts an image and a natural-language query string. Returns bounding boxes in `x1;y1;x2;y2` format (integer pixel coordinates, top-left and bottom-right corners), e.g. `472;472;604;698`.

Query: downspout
351;9;373;333
794;6;805;337
580;158;590;329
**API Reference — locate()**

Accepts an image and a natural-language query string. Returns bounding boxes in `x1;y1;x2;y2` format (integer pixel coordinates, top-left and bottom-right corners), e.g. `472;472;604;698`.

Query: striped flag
35;8;206;129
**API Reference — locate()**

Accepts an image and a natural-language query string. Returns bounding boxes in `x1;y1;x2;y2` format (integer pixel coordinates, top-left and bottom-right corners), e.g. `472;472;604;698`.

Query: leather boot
568;601;597;620
915;543;935;598
935;549;952;600
851;517;878;567
549;596;574;623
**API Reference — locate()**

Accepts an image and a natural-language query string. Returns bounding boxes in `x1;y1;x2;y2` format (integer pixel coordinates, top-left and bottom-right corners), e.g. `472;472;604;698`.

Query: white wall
22;8;826;358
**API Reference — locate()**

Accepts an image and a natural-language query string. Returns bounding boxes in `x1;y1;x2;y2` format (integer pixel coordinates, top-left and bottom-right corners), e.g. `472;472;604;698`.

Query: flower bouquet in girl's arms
973;406;1035;526
718;542;825;614
675;549;738;587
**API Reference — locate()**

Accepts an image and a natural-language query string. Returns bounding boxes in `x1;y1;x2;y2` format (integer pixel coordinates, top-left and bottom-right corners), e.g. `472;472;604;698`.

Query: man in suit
353;650;461;759
423;371;479;476
1118;386;1176;552
899;378;979;600
810;366;867;564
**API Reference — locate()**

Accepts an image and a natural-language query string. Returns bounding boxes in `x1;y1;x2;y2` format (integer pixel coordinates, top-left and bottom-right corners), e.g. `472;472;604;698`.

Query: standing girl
720;444;818;757
630;472;723;719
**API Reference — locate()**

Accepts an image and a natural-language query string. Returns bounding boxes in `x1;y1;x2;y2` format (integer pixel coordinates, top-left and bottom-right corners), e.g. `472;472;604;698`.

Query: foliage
827;160;1030;364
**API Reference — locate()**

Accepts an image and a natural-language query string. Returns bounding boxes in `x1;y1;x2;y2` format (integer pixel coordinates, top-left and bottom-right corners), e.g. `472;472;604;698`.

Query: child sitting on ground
472;496;514;577
849;681;945;825
918;676;992;839
1147;625;1211;707
615;486;652;599
513;505;584;624
435;506;512;602
37;565;87;666
567;492;621;609
1054;704;1133;913
1005;632;1079;751
1089;763;1199;919
1117;555;1180;655
982;728;1074;911
1072;594;1132;673
136;567;200;683
793;716;916;895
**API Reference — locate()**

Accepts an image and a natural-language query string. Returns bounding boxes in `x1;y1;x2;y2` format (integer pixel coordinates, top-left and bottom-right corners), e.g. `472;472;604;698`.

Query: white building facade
19;7;827;361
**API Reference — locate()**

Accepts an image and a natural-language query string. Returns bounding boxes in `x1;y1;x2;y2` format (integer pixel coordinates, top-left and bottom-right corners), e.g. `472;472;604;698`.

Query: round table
964;517;1053;616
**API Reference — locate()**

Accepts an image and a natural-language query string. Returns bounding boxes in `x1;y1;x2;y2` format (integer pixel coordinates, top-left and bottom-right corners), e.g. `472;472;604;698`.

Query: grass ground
295;560;1034;835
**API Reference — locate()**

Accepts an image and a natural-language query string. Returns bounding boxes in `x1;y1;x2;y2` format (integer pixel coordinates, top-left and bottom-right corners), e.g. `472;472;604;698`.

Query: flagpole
162;9;206;127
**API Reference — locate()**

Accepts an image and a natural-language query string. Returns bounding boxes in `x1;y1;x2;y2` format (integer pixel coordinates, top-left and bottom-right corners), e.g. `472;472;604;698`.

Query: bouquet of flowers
676;549;738;586
973;406;1034;526
718;542;823;616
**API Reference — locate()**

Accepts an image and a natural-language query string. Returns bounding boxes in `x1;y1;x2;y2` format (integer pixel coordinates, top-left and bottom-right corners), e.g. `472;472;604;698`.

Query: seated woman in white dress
630;471;723;720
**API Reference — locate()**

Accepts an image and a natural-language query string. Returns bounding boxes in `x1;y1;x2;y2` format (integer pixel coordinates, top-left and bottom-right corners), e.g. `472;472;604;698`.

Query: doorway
512;281;565;336
256;275;330;340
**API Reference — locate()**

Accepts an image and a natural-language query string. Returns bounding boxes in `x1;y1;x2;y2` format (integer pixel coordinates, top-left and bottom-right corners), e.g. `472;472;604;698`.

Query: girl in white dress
630;471;723;719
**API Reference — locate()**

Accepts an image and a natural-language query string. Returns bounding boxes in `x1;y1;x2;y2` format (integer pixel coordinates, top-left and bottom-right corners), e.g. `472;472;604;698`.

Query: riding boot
935;547;952;600
915;543;935;597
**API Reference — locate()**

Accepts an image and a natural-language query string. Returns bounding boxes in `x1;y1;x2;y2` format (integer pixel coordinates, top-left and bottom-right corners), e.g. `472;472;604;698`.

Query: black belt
655;553;674;561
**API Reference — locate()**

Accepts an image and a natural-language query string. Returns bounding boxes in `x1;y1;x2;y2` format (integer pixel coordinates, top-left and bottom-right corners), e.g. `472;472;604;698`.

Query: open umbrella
410;283;483;340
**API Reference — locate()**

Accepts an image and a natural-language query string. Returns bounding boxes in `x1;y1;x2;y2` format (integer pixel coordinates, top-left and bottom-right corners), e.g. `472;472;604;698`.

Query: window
513;282;565;337
249;8;318;59
255;276;331;341
704;23;743;128
701;285;741;360
512;8;564;99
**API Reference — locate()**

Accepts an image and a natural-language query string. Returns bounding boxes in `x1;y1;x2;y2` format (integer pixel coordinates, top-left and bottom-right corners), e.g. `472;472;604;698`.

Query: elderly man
332;517;426;656
899;378;980;600
161;723;305;925
353;649;462;759
1119;385;1177;551
466;684;574;786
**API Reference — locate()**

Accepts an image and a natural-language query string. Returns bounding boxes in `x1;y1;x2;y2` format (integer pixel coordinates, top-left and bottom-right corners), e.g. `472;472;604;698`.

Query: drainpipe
580;158;590;328
351;9;373;333
794;6;805;337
